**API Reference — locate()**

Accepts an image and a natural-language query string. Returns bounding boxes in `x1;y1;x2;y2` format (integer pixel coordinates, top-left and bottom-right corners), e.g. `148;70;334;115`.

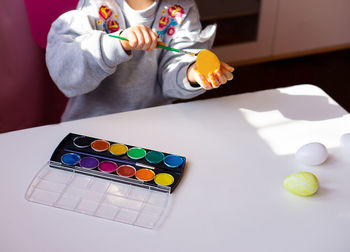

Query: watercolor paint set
26;133;186;228
50;133;186;193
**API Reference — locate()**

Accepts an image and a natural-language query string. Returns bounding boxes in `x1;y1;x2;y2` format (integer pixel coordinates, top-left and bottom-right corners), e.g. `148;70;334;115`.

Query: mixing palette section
49;133;186;193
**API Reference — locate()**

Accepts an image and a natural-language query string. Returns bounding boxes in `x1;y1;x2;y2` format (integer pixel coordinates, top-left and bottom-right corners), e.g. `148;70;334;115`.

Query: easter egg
196;49;220;77
283;171;319;196
295;142;328;165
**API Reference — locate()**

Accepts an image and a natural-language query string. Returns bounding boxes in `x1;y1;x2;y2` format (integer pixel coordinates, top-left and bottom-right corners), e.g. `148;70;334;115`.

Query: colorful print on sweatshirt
157;4;185;38
97;5;120;33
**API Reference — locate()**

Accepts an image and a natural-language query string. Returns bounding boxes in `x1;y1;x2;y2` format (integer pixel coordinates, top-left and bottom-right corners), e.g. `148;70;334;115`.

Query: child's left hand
187;62;234;90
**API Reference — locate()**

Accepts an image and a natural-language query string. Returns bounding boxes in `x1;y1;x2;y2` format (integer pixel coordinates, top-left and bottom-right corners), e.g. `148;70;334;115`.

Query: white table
1;84;350;252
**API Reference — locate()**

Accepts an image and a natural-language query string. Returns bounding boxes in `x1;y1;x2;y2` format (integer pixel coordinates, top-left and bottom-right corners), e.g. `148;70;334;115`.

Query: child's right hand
119;25;159;52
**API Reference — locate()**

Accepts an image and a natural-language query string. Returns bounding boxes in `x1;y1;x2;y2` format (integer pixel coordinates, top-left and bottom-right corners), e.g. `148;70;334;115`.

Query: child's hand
187;62;234;90
119;25;158;52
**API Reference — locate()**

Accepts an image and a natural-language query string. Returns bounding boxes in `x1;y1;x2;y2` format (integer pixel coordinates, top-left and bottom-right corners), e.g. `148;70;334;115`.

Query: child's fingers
147;30;159;52
221;62;235;72
131;26;149;50
134;28;146;49
126;32;138;48
125;29;141;49
214;69;227;85
140;27;155;51
219;62;234;81
121;25;159;51
136;26;158;51
208;72;220;88
206;62;234;86
193;69;212;90
223;70;234;81
142;31;153;51
199;75;213;90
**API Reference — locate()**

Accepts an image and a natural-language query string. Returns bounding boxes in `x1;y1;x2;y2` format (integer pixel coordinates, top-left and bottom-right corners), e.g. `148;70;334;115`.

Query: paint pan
98;161;117;173
61;153;81;165
145;151;164;164
73;136;92;148
154;173;174;186
128;147;146;160
91;139;110;152
80;157;99;169
109;143;128;156
164;155;183;168
135;169;155;182
117;165;136;178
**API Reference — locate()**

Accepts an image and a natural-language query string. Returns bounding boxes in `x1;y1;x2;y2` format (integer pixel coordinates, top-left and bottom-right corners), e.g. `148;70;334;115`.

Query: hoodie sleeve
45;4;131;98
157;1;217;99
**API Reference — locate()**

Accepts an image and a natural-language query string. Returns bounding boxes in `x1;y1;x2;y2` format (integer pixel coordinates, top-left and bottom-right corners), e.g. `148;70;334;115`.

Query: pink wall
0;0;67;133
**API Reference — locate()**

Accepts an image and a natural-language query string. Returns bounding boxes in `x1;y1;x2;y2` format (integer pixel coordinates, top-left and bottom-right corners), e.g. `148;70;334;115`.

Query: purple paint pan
80;157;99;169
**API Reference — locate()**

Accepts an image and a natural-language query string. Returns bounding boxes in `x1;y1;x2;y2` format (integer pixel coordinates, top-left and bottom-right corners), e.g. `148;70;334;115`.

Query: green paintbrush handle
108;34;182;53
155;44;181;53
108;34;129;41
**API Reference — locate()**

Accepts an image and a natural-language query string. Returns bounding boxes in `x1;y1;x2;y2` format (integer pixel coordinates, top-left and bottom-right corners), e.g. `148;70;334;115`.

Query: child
46;0;234;121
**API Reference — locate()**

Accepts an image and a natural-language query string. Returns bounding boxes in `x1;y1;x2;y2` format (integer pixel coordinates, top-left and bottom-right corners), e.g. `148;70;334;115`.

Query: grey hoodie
46;0;216;121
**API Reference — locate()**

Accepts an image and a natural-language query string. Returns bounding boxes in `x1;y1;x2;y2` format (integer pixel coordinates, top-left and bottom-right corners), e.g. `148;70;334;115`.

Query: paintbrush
108;34;197;56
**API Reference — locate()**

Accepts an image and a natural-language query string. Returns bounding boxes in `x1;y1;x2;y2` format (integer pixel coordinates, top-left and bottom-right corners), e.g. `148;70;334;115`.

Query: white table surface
1;84;350;252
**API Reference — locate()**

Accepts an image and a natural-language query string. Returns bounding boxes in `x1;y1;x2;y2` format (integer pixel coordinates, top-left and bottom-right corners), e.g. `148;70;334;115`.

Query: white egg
295;142;328;165
341;133;350;154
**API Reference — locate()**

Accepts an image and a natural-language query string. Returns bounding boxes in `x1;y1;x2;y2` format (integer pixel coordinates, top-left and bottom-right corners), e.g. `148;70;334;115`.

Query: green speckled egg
283;172;319;196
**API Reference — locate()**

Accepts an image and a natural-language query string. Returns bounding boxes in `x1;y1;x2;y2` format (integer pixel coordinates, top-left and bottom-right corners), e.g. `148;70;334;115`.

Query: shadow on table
233;89;347;121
